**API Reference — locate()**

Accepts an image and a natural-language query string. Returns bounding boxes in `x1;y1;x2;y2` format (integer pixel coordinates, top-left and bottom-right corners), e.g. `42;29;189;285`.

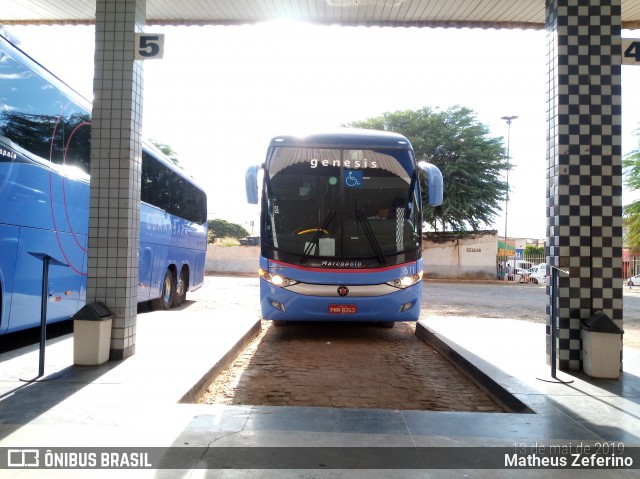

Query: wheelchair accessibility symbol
344;170;363;188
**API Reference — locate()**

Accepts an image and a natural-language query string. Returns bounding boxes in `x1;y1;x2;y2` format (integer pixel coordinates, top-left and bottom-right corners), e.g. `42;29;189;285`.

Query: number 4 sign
135;33;165;60
623;38;640;65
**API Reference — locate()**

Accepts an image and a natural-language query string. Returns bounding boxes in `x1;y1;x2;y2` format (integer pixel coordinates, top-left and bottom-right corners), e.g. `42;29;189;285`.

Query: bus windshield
262;147;422;267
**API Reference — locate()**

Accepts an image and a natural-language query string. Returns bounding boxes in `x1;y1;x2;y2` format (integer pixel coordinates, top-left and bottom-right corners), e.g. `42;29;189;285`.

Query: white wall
205;245;259;274
206;233;499;280
423;233;498;280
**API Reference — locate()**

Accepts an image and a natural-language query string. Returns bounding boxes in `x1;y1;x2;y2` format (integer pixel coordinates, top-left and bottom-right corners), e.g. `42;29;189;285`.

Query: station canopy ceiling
2;0;640;30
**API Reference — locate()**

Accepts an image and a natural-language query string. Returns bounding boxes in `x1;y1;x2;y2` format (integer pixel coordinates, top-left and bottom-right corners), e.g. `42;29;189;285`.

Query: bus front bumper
259;280;422;323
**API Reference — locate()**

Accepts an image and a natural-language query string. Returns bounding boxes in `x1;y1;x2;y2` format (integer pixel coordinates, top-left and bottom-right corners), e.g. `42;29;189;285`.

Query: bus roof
268;129;413;150
0;31;91;111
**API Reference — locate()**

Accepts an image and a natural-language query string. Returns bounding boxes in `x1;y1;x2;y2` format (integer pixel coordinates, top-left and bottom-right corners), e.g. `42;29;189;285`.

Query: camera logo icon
8;449;39;467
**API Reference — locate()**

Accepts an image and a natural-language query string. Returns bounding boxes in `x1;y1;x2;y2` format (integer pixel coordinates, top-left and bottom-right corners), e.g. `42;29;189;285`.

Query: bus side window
0;52;64;163
61;97;91;174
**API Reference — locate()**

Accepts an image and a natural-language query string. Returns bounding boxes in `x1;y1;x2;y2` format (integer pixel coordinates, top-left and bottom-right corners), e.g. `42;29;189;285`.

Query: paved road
422;281;547;322
189;274;640;327
624;288;640;326
4;276;637;354
422;280;640;327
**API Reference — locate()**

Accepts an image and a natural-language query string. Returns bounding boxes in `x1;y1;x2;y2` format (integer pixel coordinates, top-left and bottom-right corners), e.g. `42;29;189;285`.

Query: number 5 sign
623;38;640;66
135;33;165;60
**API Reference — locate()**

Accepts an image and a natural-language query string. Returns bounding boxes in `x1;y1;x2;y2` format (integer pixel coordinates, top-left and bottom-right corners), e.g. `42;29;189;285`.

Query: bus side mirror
245;165;261;204
417;161;443;206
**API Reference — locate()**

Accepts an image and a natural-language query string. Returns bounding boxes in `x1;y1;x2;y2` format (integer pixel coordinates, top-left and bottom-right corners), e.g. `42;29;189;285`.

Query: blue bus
0;32;208;334
245;130;443;327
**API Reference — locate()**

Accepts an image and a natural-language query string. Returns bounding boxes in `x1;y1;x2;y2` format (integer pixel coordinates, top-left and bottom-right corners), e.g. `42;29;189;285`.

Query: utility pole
501;115;517;281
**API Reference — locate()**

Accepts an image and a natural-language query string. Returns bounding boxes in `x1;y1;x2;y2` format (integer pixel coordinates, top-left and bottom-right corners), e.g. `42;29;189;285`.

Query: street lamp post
501;115;517;281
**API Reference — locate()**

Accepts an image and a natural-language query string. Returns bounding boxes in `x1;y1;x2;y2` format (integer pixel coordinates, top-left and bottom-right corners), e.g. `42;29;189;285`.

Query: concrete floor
0;286;638;478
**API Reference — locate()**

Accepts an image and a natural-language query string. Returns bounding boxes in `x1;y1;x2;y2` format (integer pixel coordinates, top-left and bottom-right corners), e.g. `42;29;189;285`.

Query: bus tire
173;268;188;307
378;321;395;328
153;269;175;311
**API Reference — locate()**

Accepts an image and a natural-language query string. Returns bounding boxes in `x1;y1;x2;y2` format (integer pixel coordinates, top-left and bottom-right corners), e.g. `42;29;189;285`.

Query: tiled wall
545;0;623;370
87;0;145;360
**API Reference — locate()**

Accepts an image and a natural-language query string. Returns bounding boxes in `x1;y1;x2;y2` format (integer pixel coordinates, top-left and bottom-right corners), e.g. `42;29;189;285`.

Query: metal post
537;265;573;384
20;252;67;382
501;115;517;281
38;255;50;378
550;266;557;379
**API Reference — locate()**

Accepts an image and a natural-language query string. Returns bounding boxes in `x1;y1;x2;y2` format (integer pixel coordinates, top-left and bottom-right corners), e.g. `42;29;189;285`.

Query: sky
8;22;640;239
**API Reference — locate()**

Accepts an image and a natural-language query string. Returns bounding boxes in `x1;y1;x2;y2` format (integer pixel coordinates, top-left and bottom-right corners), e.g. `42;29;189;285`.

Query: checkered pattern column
545;0;623;370
87;0;145;360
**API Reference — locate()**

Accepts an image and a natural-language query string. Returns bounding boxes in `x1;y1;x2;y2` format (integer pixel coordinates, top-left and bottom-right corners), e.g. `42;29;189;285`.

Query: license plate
329;304;357;314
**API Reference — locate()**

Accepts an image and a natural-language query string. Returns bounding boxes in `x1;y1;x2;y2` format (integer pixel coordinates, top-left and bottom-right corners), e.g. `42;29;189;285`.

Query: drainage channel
196;320;515;413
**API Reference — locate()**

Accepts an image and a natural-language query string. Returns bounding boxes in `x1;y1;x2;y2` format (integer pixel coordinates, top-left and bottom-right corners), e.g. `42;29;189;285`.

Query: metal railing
626;256;640;279
496;255;546;282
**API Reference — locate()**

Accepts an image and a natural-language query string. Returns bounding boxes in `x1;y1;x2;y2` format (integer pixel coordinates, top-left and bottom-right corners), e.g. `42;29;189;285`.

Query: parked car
530;263;547;284
513;261;534;271
239;236;260;246
627;274;640;286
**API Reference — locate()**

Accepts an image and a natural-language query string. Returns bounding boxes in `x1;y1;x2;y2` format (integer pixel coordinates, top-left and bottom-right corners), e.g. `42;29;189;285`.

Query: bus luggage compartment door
12;228;85;332
0;225;19;334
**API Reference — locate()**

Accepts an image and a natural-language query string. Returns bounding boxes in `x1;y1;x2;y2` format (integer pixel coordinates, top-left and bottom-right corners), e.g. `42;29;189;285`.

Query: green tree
346;106;508;231
623;129;640;251
208;219;249;243
523;245;545;258
150;139;181;168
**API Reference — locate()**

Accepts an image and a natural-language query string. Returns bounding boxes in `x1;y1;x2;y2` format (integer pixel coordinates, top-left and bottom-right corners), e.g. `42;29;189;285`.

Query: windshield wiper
355;207;387;265
300;209;336;264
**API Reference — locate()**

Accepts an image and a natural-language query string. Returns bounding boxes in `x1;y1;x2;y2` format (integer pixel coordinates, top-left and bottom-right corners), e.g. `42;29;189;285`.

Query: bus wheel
378;321;395;328
153;269;175;310
173;269;187;307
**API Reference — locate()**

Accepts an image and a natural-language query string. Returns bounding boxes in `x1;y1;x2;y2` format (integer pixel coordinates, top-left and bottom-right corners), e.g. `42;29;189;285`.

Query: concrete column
88;0;145;360
545;0;623;370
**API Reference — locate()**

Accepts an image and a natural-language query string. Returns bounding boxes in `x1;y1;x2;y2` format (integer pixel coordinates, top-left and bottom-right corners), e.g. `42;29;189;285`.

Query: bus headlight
386;270;423;289
259;268;299;288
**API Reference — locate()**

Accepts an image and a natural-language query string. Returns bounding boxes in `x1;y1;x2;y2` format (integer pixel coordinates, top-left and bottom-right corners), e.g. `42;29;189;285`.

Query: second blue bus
0;32;208;334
